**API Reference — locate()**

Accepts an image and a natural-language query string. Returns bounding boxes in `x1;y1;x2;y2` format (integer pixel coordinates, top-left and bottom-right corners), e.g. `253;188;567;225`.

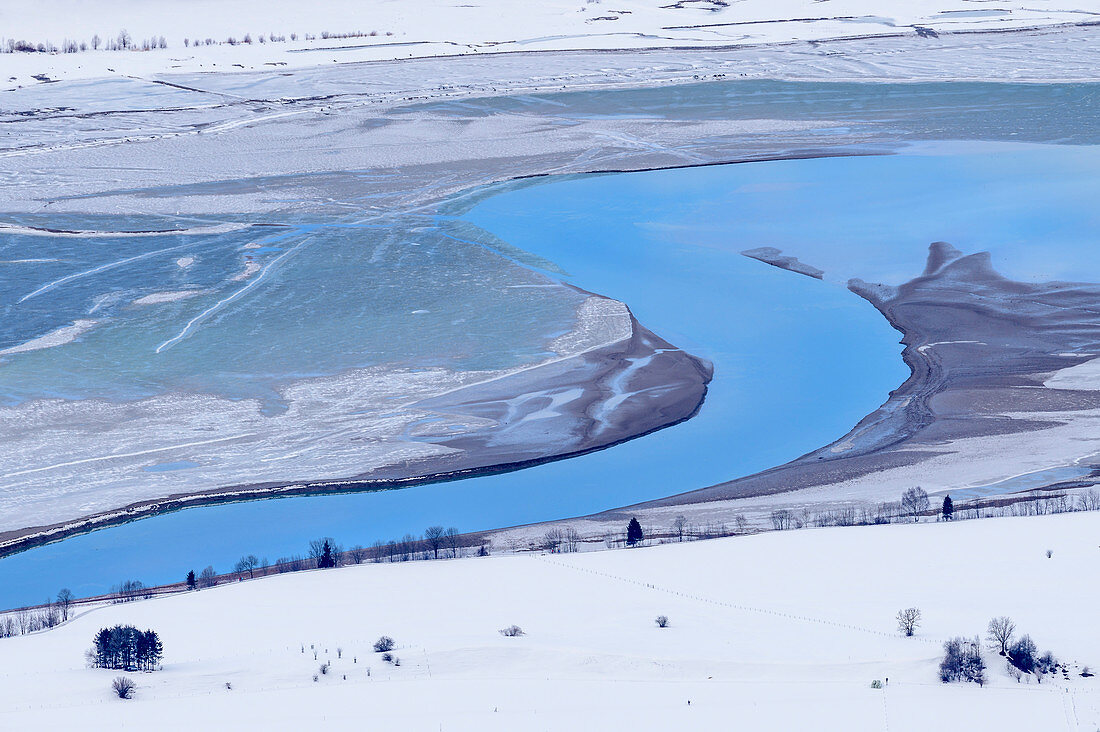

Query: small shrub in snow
1081;666;1094;678
655;616;669;628
1046;549;1053;558
312;674;318;682
112;676;135;699
373;636;395;653
870;679;883;689
382;652;393;663
499;625;525;637
319;662;331;675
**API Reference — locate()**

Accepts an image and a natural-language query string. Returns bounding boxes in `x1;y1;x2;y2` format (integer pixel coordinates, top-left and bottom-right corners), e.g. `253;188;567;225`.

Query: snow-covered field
2;0;1099;88
3;511;1096;730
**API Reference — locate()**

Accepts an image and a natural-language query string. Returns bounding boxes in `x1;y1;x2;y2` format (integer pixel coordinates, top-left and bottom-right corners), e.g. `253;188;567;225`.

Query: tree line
177;527;490;591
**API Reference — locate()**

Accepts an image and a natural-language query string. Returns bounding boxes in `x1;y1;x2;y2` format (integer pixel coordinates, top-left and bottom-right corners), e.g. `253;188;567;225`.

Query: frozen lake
1;81;1098;608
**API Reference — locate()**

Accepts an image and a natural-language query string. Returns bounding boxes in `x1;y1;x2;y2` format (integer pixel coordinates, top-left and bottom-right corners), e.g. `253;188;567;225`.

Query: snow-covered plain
3;0;1098;89
2;511;1097;730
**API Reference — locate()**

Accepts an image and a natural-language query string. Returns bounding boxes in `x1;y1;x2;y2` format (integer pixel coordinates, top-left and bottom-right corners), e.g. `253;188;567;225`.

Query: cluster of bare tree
368;526;479;563
1;605;60;637
986;616;1064;683
940;637;986;685
184;29;395;49
769;487;1099;533
2;30;168;55
178;530;485;592
542;526;581;553
111;579;151;604
0;588;76;639
3;23;402;57
932;616;1068;685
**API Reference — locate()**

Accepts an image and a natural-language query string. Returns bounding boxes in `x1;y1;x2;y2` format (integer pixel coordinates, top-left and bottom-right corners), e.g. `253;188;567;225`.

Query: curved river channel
4;138;1100;608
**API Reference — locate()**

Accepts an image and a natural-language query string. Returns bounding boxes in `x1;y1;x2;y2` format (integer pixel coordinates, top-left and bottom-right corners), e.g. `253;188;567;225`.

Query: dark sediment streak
742;247;825;279
590;242;1100;517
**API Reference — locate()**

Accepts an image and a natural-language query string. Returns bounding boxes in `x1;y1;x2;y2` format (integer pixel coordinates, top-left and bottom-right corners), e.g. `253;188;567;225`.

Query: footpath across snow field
2;510;1096;730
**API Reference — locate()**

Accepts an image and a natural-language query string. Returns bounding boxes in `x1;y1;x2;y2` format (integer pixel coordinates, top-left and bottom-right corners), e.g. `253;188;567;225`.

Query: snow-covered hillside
3;511;1096;730
2;0;1098;87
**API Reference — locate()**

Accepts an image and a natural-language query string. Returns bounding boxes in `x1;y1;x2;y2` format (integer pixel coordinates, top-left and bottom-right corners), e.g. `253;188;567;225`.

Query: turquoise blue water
3;141;1097;609
0;160;911;608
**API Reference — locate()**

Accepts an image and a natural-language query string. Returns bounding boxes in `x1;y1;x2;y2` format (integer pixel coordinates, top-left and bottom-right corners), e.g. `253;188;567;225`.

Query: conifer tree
626;517;644;546
186;570;197;590
942;495;954;521
318;539;335;568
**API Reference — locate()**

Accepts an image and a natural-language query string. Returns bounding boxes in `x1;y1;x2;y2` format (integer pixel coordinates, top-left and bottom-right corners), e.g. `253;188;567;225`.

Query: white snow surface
2;0;1099;88
2;511;1097;730
1045;357;1100;391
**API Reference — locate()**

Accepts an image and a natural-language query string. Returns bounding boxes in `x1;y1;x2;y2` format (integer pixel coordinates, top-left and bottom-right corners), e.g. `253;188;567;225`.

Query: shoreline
4;154;1098;564
3;34;1100;582
0;312;711;560
482;242;1100;546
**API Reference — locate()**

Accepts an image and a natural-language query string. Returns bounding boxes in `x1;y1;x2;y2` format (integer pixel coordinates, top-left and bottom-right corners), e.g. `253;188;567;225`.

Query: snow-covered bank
2;511;1096;730
2;0;1098;89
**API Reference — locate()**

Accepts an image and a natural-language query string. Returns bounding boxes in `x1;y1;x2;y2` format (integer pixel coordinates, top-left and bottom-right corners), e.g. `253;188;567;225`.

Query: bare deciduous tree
770;509;793;531
901;487;931;522
734;514;749;534
348;545;366;564
986;616;1016;656
234;555;259;580
444;527;461;558
562;526;580;553
897;607;922;637
308;538;338;564
1077;488;1100;511
424;526;445;559
56;588;75;621
543;528;564;553
198;566;218;588
672;515;689;542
